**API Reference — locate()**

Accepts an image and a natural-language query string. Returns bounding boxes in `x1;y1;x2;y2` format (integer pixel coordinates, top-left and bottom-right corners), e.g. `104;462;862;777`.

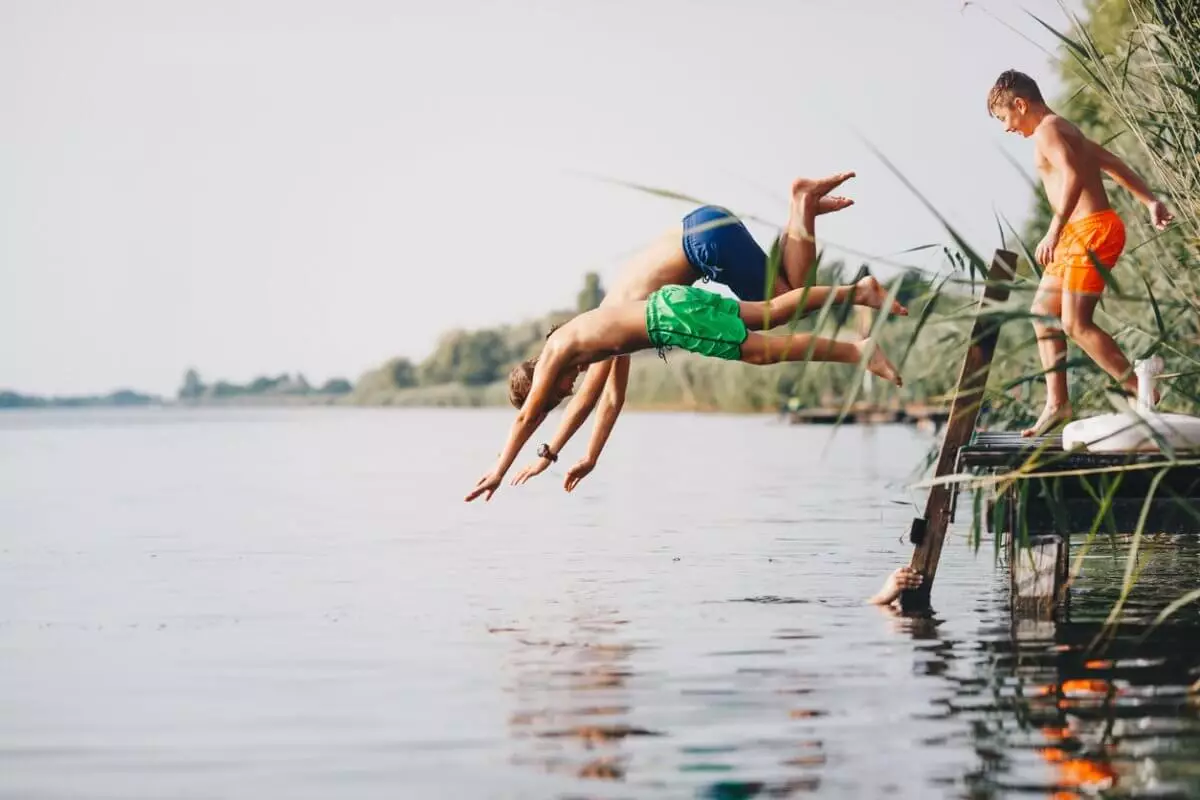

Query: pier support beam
901;249;1017;612
1008;533;1069;619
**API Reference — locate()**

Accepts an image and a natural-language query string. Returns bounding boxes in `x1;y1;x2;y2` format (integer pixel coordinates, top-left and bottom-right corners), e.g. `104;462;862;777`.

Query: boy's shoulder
1034;113;1087;145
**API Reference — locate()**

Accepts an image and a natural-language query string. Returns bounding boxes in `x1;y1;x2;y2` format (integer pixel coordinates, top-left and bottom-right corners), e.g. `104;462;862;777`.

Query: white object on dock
1062;356;1200;452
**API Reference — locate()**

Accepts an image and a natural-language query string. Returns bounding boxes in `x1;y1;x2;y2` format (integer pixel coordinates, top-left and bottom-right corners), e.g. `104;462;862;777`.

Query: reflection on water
495;539;1200;798
498;604;830;798
956;537;1200;799
503;608;650;783
1;409;1197;798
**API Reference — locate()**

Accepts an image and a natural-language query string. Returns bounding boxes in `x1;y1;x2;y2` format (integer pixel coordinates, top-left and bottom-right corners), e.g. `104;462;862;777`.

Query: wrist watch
537;443;558;463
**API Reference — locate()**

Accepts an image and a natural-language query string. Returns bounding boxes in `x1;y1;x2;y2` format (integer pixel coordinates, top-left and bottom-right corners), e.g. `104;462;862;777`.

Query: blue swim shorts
681;205;771;302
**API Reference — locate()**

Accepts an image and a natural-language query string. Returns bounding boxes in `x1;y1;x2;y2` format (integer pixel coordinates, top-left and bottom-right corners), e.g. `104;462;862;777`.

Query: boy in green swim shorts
464;279;906;502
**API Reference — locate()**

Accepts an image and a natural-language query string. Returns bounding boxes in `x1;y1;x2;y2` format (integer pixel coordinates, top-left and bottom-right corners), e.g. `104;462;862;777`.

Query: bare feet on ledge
854;274;909;318
1020;402;1073;438
868;566;923;606
858;338;903;387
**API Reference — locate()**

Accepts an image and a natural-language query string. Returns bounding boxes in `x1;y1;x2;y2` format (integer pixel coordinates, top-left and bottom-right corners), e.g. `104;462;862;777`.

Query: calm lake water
1;408;1197;799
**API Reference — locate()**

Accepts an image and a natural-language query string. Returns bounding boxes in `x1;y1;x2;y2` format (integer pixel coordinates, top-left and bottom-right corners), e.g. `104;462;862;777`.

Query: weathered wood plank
1009;534;1068;619
901;250;1017;611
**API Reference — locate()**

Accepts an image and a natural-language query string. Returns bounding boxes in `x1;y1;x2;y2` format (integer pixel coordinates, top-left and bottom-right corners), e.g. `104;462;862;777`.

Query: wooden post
901;249;1017;611
1009;533;1069;619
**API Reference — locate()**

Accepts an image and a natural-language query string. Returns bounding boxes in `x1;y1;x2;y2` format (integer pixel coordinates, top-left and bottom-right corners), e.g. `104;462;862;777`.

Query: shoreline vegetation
0;250;1136;424
1;265;1002;416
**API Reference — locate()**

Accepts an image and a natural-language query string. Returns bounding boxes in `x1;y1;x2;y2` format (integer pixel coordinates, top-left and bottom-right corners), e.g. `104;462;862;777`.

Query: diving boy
464;279;907;502
987;70;1174;437
506;172;864;492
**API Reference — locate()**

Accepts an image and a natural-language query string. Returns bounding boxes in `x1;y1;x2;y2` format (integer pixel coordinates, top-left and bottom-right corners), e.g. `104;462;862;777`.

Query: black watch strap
537;443;558;463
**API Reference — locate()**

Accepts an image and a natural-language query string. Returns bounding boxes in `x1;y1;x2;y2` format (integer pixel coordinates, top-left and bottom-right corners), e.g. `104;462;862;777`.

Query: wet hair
508;358;537;409
507;324;570;410
506;356;576;411
987;70;1044;114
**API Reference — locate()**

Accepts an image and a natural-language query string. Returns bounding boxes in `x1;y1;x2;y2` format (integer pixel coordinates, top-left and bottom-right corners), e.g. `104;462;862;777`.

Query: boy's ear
1012;97;1027;114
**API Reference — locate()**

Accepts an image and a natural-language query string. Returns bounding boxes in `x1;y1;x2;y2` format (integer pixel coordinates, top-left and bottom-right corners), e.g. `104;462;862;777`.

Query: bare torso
551;301;653;370
601;229;698;304
1035;115;1111;221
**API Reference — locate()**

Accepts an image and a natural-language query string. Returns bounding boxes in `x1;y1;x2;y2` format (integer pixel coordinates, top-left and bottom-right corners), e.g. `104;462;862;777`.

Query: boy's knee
1030;300;1058;321
1062;317;1092;339
741;349;767;366
739;339;772;365
1031;305;1063;335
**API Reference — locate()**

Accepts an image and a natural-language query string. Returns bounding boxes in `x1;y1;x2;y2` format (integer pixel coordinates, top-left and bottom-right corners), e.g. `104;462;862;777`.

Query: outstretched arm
465;348;568;502
1091;140;1155;204
510;359;614;486
564;355;630;492
1090;141;1174;230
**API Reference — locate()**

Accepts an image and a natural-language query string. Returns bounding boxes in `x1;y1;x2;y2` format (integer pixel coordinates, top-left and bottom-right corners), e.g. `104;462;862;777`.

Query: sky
0;0;1084;396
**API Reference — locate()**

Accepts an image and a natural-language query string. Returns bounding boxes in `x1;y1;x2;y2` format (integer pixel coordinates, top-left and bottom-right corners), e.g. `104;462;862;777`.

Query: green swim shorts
645;285;748;361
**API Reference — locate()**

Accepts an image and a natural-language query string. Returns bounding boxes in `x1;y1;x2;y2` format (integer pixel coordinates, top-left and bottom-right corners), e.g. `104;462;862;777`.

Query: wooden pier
784;403;951;429
954;431;1200;616
898;247;1200;618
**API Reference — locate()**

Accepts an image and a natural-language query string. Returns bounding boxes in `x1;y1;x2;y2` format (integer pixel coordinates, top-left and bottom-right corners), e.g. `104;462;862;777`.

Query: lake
1;408;1197;799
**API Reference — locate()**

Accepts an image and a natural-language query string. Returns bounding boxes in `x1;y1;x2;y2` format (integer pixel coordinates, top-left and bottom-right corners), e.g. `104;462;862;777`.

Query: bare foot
791;172;856;207
859;338;902;387
811;195;854;215
868;566;923;605
1020;402;1073;438
854;275;909;317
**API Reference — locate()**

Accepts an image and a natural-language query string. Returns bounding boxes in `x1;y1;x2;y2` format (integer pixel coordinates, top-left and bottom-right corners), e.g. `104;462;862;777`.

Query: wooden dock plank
901;250;1017;611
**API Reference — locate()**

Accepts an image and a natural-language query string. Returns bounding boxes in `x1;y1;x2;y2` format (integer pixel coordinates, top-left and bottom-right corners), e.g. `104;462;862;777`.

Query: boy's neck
1026;102;1052;126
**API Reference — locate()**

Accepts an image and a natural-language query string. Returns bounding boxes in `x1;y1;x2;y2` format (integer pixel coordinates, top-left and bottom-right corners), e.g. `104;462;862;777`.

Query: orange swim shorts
1045;208;1126;294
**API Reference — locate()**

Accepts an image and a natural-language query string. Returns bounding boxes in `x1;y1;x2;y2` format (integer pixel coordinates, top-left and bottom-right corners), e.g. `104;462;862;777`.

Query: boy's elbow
515;404;543;428
602;387;627;411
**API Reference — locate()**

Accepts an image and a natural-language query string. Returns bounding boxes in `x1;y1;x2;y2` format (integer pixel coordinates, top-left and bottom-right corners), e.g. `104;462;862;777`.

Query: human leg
1022;272;1071;437
778;172;855;291
738;331;902;386
738;274;908;330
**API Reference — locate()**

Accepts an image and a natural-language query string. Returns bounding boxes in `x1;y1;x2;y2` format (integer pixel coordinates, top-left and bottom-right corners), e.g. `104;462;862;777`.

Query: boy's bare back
547;300;652;369
1033;114;1111;222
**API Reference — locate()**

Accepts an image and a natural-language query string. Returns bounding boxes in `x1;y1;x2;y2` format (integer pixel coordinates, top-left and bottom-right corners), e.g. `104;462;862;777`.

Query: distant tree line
0;389;159;408
351;271;606;400
177;369;352;401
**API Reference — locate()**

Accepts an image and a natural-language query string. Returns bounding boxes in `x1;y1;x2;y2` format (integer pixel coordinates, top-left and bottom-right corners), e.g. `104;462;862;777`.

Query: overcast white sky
1;0;1083;395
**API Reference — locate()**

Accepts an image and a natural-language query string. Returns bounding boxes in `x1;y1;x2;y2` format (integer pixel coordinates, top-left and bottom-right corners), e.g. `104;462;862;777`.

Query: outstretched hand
868;566;923;606
511;457;553;486
563;457;595;492
465;471;503;503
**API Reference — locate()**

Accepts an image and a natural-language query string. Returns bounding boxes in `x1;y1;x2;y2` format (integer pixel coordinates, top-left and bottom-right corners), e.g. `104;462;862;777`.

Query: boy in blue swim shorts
506;171;872;493
465;279;906;502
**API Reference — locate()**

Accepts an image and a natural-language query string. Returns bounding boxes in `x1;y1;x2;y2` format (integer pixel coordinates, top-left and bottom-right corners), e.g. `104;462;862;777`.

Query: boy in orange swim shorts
988;70;1174;436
